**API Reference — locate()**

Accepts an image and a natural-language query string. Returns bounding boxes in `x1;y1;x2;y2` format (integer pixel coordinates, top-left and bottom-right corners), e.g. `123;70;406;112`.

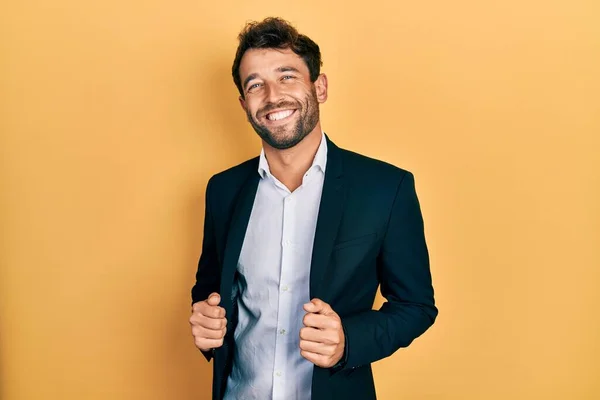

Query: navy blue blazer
191;134;438;400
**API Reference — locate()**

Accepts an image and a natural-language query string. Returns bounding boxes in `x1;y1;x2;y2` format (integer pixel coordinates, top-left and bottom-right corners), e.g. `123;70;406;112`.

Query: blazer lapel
309;136;346;300
220;168;260;315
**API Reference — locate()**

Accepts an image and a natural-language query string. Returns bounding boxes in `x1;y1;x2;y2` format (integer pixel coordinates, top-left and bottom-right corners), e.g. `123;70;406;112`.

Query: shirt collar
258;131;328;179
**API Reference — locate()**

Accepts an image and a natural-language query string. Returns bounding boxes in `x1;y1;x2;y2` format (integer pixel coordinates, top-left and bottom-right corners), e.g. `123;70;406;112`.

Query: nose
263;82;283;104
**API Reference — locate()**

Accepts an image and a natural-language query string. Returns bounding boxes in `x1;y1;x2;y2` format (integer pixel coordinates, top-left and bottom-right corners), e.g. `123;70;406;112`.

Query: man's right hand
190;292;227;352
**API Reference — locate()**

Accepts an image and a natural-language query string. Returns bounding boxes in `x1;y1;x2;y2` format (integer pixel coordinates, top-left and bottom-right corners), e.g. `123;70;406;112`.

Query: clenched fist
300;298;345;368
189;293;227;352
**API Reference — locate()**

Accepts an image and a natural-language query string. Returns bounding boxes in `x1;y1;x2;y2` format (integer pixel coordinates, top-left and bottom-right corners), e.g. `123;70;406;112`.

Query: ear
314;73;328;104
238;96;247;112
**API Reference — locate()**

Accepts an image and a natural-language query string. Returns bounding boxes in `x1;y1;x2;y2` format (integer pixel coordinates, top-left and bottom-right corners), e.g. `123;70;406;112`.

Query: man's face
238;48;327;150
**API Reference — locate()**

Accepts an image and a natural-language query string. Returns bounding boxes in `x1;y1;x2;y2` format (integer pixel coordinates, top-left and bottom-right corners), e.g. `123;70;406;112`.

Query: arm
340;171;438;369
190;177;221;361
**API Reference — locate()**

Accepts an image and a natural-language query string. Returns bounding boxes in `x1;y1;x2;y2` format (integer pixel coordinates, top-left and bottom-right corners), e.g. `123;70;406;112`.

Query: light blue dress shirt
223;132;328;400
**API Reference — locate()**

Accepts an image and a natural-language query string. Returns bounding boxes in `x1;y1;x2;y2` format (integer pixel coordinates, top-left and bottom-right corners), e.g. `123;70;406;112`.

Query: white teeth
267;110;294;121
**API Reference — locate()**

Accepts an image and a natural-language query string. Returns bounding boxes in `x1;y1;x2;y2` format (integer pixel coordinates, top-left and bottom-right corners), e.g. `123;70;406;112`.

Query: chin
267;133;304;150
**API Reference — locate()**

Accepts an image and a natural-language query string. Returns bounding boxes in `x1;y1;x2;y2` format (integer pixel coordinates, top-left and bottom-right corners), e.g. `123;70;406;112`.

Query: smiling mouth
264;109;296;122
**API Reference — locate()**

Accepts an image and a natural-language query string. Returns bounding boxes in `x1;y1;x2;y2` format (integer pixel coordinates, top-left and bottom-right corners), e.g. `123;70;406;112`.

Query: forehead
239;48;309;79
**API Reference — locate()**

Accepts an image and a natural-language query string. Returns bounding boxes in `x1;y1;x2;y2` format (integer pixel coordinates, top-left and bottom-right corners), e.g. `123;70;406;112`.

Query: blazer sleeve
339;171;438;370
190;177;221;362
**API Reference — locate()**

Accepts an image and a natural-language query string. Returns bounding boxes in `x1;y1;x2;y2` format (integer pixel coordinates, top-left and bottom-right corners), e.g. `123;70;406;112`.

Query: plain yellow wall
1;0;599;399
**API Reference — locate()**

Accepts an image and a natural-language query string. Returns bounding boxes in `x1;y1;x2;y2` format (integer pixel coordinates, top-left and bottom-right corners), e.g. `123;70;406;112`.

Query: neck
263;125;323;192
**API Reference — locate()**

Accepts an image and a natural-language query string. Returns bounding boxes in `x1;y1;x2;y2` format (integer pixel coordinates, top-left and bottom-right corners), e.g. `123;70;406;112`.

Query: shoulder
334;144;420;211
337;146;413;185
206;156;259;193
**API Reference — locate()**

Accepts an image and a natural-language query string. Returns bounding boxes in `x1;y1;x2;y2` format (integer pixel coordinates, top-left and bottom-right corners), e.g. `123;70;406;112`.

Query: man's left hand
300;298;345;368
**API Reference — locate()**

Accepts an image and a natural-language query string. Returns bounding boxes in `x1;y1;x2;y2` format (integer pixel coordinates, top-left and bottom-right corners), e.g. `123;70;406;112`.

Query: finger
200;315;227;330
190;314;227;330
299;339;335;356
300;327;340;346
302;313;341;330
192;301;203;313
192;300;225;318
303;298;324;313
196;302;226;319
195;337;224;350
304;298;334;315
300;350;329;367
192;325;226;339
299;326;322;342
207;293;221;306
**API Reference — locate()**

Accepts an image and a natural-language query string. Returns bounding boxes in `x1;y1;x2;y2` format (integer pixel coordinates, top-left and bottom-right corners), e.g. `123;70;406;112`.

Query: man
190;17;437;400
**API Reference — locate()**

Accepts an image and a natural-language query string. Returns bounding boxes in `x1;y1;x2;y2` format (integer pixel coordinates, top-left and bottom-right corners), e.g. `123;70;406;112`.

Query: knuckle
197;317;209;328
205;329;216;339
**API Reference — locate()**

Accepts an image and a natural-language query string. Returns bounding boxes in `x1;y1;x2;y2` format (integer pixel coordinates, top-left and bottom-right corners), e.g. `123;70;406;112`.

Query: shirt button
281;285;289;292
275;371;281;377
279;329;286;335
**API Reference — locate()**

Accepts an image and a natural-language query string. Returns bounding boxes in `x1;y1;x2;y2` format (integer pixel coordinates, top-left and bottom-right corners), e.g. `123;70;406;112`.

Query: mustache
257;100;300;119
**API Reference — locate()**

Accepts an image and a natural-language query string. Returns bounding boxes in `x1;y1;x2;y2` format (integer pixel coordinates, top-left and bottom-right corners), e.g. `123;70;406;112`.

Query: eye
282;75;295;81
247;82;262;92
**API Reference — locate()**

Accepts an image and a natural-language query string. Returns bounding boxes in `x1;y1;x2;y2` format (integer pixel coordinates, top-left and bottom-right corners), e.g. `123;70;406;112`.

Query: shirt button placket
274;193;293;400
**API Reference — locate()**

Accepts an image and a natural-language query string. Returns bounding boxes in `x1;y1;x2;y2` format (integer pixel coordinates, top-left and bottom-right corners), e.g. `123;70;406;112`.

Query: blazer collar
309;134;346;299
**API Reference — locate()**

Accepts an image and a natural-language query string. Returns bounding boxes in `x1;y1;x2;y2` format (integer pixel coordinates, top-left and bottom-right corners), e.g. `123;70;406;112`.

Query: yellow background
1;0;599;399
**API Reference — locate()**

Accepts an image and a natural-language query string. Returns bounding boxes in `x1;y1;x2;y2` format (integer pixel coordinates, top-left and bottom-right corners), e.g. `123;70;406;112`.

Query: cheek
245;101;260;117
298;87;315;104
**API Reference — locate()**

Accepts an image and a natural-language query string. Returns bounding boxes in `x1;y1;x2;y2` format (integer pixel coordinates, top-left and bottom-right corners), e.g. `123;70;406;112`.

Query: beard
246;87;320;150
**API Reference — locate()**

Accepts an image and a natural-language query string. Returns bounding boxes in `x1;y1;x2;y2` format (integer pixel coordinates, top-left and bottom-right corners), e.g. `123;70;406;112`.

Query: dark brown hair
232;17;323;97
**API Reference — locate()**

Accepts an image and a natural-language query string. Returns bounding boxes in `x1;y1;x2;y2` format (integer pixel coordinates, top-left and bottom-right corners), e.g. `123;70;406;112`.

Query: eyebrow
276;66;301;74
242;66;302;90
243;73;259;91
